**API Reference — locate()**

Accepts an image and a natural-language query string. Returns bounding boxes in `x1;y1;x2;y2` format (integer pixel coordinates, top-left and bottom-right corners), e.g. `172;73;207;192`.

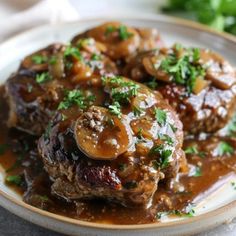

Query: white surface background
0;0;236;235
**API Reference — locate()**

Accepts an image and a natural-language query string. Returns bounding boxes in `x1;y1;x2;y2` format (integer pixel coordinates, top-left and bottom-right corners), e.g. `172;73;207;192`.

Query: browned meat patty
71;22;164;62
5;41;118;135
38;76;187;207
124;46;236;134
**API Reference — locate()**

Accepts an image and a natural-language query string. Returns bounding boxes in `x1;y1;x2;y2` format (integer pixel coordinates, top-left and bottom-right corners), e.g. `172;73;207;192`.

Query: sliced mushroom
83;22;141;60
74;106;133;160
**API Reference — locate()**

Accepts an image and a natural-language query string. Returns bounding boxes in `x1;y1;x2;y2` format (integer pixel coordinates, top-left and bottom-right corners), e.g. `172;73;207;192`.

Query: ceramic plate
0;15;236;236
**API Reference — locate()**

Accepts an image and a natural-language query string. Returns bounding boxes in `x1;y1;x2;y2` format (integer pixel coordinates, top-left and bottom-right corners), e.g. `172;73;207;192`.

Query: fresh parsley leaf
160;46;206;93
91;53;102;61
184;145;205;158
231;181;236;190
64;45;84;61
169;123;178;133
133;106;143;116
49;56;57;65
31;55;48;64
150;144;172;169
58;89;96;110
104;25;134;40
118;163;127;171
154;108;167;126
159;134;174;146
145;78;158;89
217;141;234;156
6;175;22;186
118;25;134;40
105;25;116;35
192;166;202;177
108;101;122;118
36;72;52;84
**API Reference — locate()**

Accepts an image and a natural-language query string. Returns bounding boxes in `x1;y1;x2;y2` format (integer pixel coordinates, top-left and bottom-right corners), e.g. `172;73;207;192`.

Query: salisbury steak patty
124;45;236;134
6;40;117;136
38;76;186;207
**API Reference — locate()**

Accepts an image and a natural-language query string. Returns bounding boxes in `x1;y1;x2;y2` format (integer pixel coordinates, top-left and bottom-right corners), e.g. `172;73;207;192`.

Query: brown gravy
0;85;236;225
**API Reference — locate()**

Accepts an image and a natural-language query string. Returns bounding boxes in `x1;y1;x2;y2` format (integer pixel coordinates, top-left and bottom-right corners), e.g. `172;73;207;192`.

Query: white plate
0;15;236;236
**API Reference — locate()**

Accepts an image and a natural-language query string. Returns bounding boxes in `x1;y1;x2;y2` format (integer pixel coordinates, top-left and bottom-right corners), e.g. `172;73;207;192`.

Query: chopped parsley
154;108;167;126
0;144;8;155
105;25;134;40
160;46;206;93
231;181;236;190
49;56;57;65
185;145;205;158
58;89;96;110
133;106;143;116
192;166;202;177
91;53;102;61
36;72;52;84
156;204;195;219
145;78;158;89
150;144;172;169
158;134;174;146
38;195;49;201
108;101;122;118
6;175;22;186
216;141;234;156
64;45;84;61
102;76;140;117
137;128;144;140
118;163;127;171
169;123;178;133
118;25;134;40
31;55;48;64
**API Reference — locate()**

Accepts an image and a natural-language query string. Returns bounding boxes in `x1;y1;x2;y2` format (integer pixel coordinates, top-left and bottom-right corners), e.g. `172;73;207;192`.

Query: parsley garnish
231;182;236;190
105;25;134;40
6;175;22;186
31;55;47;64
102;76;140;117
156;204;195;219
216;141;234;156
169;123;178;133
158;134;174;146
145;78;158;89
150;144;172;169
133;106;143;116
185;145;205;158
108;101;122;118
160;46;206;93
192;166;202;177
58;89;95;110
91;53;102;61
118;163;127;171
118;25;134;40
154;108;167;126
64;45;84;61
36;72;52;84
49;56;57;65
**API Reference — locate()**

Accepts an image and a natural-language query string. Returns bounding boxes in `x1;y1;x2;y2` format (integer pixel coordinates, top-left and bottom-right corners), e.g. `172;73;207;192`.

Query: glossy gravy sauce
0;85;236;225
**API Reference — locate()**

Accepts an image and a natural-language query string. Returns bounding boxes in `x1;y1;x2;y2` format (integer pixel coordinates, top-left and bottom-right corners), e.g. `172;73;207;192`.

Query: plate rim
0;14;236;231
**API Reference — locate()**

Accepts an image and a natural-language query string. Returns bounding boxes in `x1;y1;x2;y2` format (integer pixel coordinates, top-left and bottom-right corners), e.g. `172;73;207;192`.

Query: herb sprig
58;89;96;110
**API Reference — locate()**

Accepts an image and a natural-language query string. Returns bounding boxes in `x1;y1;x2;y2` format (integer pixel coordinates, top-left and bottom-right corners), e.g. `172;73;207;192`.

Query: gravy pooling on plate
1;22;236;225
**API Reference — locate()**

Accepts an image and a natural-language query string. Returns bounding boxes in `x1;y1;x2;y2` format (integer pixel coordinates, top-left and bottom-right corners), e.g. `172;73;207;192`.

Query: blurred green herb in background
162;0;236;35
